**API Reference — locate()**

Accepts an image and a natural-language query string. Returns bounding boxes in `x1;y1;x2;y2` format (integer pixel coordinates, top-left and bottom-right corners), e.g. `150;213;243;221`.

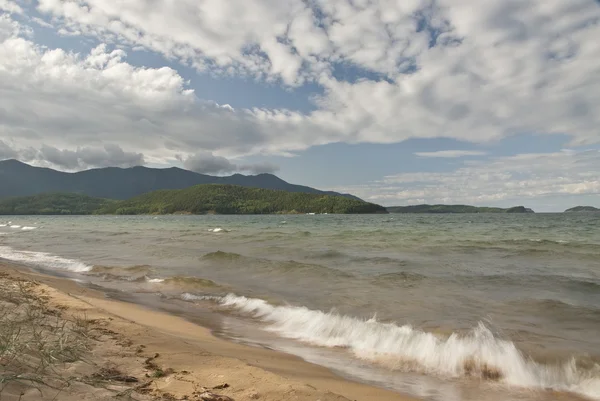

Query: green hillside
96;185;386;215
387;204;534;213
0;193;115;215
565;206;600;212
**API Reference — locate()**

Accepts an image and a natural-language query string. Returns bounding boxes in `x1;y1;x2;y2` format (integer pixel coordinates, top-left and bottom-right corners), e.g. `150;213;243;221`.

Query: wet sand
0;261;416;401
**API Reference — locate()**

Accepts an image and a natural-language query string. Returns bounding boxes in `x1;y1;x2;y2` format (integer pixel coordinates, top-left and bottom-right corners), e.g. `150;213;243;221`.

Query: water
0;214;599;400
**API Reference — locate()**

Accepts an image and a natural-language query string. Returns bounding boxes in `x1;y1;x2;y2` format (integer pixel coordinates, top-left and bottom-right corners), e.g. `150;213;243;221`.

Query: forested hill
564;206;600;212
0;160;359;200
97;185;386;215
0;186;386;215
387;204;535;213
0;193;115;215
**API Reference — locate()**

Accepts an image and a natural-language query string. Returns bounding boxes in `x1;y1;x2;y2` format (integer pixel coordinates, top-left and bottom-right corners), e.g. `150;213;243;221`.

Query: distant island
386;204;535;214
564;206;600;213
0;159;359;201
0;185;387;215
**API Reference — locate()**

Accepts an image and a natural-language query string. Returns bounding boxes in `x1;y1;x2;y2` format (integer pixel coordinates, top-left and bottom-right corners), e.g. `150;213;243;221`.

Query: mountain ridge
0;160;360;201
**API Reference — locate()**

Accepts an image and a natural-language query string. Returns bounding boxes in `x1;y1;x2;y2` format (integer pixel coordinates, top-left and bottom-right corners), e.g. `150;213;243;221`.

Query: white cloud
0;0;22;15
31;16;54;28
29;0;600;144
415;150;487;158
0;140;144;170
1;0;600;172
0;22;331;165
331;150;600;207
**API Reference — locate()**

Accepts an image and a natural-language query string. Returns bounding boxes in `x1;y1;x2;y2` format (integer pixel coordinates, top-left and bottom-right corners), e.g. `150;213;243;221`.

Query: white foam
181;293;220;302
208;228;228;233
147;278;165;283
204;294;600;400
10;225;21;229
21;226;37;231
0;245;92;272
0;224;7;227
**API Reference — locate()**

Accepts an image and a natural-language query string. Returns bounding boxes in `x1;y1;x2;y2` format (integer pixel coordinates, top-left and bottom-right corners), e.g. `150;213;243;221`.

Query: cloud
414;150;487;158
1;1;600;173
182;153;280;175
18;0;598;149
0;0;22;15
0;29;327;164
330;150;600;206
0;140;144;170
0;140;17;159
239;161;280;174
183;152;237;174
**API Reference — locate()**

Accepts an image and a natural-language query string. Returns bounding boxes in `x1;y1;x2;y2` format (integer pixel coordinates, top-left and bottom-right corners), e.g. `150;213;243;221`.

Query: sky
0;0;599;212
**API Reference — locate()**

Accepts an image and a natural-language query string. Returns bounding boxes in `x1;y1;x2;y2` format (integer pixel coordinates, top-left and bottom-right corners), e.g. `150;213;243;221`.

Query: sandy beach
0;262;416;401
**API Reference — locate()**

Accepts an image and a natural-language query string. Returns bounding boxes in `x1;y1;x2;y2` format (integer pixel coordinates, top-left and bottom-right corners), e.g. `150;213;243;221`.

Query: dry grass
0;272;238;401
0;273;92;397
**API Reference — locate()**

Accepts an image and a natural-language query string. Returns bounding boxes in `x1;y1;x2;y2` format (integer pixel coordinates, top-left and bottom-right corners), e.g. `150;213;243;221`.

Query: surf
197;293;600;400
0;245;92;272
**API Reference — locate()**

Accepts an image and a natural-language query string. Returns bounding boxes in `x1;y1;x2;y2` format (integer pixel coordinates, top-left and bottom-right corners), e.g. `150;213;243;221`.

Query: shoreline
0;261;416;401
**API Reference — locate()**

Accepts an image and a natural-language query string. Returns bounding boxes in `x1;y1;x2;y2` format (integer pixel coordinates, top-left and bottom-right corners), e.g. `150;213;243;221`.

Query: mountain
564;206;600;212
505;206;535;213
0;160;359;200
387;204;535;213
0;186;386;215
97;184;386;215
0;193;115;215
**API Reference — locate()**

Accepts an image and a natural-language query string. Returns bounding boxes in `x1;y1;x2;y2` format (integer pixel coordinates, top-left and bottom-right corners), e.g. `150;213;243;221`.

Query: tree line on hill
0;186;386;215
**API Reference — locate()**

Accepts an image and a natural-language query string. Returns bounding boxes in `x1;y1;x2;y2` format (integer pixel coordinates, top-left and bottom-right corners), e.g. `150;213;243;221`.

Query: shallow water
0;214;599;400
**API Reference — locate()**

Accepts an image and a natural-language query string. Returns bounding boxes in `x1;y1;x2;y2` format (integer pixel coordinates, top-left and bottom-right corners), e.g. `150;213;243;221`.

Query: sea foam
208;228;229;233
198;293;600;400
0;246;92;272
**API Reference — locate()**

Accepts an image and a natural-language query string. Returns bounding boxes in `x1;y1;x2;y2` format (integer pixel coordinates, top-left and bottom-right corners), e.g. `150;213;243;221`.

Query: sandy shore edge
0;262;416;401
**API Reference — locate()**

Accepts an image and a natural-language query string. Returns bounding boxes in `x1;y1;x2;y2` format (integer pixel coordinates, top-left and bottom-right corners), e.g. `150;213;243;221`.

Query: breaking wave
199;294;600;400
0;245;92;272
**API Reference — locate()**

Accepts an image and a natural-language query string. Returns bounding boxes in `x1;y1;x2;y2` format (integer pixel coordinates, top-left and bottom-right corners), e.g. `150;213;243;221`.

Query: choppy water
0;214;599;401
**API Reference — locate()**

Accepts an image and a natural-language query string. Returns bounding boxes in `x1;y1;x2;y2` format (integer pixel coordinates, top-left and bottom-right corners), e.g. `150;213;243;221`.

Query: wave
0;245;92;272
506;298;600;319
202;251;243;261
201;294;600;400
88;264;152;276
21;226;37;231
202;251;352;279
150;276;222;289
373;271;427;284
208;228;229;233
457;274;600;294
454;238;599;252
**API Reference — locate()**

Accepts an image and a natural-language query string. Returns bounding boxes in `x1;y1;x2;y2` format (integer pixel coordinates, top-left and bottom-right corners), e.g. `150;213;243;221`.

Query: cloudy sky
1;0;599;211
